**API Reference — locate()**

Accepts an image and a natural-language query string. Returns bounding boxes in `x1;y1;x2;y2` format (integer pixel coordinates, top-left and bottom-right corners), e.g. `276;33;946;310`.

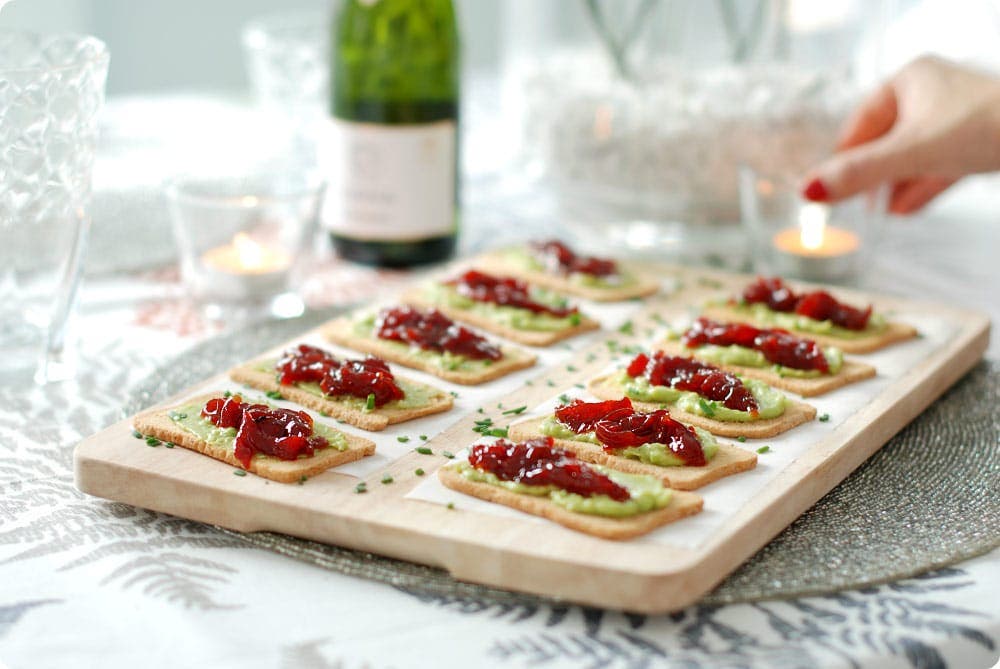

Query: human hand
801;56;1000;214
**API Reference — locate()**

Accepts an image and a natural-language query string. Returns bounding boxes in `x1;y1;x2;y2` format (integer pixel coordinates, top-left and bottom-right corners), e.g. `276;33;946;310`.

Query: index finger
837;82;898;150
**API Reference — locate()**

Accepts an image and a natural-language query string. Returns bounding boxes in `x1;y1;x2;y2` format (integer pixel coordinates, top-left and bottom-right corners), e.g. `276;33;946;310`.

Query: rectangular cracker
654;339;877;397
701;305;919;354
438;465;703;540
403;288;601;347
473;250;660;302
229;361;453;432
133;393;376;483
587;374;816;439
322;318;537;385
507;417;757;491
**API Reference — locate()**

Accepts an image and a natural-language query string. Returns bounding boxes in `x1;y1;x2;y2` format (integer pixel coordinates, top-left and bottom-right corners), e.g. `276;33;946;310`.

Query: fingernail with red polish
802;178;829;202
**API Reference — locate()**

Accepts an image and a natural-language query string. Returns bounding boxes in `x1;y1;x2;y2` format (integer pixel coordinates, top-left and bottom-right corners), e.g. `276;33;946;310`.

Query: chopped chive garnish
364;393;375;411
574;383;584;389
381;473;393;484
618;320;634;335
442;451;455;459
819;413;830;422
355;482;367;493
447;502;455;510
477;407;484;413
566;365;578;372
756;446;771;454
569;313;582;325
132;430;142;439
299;475;308;484
472;417;508;438
502;405;527;415
697;398;716;417
585;353;596;362
419;434;428;441
558;394;572;404
165;442;175;449
320;411;330;417
233;469;247;476
223;390;232;398
167;411;187;421
265;390;284;400
145;437;160;447
449;391;459;398
415;468;425;476
415;446;433;455
737;436;747;443
397;435;410;443
546;379;556;387
526;380;534;386
497;402;504;409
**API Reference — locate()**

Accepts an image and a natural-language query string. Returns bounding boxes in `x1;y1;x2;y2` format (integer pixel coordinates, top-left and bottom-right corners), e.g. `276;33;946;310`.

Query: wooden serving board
73;264;990;613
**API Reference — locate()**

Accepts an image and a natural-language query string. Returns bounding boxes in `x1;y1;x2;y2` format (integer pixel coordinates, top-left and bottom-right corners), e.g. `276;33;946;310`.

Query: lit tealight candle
770;203;861;281
202;232;291;275
196;232;293;302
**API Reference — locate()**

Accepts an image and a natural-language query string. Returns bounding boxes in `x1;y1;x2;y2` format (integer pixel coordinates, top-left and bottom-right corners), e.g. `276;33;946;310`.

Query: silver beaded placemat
125;311;1000;606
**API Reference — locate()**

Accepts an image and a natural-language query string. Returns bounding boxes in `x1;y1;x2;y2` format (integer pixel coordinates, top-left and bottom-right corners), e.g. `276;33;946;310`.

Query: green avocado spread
539;416;719;467
354;315;499;373
255;359;438;411
503;247;637;289
424;282;583;332
453;461;672;517
619;372;786;422
683;342;843;378
168;402;348;457
732;302;886;340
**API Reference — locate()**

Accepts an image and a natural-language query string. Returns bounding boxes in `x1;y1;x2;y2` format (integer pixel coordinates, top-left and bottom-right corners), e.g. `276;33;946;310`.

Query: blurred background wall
3;0;1000;99
0;0;503;95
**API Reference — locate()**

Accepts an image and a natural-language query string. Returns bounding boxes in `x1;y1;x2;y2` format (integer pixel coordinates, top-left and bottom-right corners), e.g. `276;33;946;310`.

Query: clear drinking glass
241;12;328;173
0;33;110;384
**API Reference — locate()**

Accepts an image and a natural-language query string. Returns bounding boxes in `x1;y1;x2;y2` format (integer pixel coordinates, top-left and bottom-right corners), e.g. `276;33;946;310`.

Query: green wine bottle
324;0;460;267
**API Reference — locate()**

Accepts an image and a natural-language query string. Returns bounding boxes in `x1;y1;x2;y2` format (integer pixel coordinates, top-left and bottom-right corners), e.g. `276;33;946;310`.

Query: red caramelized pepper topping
741;276;872;331
375;306;502;361
682;317;830;373
626;352;759;414
468;437;630;501
201;395;328;469
555;398;706;466
555;397;634;433
275;344;404;407
447;270;578;317
530;240;618;278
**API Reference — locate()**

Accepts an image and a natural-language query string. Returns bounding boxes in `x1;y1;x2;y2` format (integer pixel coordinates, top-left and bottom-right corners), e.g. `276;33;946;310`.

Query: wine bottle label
320;119;456;241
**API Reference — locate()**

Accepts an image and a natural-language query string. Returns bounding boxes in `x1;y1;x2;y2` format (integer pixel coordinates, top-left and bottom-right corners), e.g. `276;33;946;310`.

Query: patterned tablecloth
1;97;999;669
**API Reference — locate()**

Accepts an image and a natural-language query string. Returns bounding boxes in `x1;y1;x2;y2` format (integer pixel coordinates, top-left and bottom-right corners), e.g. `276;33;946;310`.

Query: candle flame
799;203;829;251
233;232;266;270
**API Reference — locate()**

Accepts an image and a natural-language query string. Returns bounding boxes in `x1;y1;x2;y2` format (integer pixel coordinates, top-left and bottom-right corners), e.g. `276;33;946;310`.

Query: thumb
801;133;916;202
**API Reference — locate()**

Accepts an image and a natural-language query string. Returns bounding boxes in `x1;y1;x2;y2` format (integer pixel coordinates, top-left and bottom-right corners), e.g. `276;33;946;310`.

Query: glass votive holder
166;175;324;321
739;167;886;285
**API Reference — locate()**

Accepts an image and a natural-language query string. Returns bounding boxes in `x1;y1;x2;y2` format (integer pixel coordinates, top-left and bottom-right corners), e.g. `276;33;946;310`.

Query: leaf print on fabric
401;568;996;669
0;599;60;640
100;552;240;610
